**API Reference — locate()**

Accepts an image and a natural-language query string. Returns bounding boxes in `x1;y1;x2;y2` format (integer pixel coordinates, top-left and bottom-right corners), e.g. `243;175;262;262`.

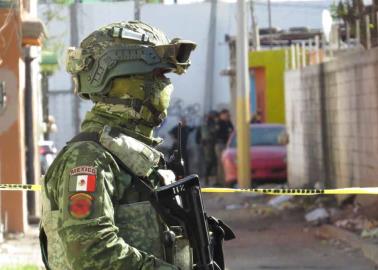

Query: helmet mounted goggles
66;26;196;99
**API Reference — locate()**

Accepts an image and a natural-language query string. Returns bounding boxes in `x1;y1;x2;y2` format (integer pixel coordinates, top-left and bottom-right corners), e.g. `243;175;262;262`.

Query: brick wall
285;48;378;193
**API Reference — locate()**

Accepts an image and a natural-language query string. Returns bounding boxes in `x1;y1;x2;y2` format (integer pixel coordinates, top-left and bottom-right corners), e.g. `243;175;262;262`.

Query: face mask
95;74;174;127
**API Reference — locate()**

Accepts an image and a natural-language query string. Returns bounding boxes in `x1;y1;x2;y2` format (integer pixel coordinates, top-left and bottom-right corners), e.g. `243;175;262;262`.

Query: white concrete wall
285;47;378;200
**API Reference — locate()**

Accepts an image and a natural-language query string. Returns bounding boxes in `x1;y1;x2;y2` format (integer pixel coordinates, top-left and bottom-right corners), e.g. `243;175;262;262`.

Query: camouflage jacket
40;116;192;270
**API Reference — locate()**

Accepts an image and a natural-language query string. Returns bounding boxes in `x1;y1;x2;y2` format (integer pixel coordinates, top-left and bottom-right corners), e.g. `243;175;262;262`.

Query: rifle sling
39;226;52;270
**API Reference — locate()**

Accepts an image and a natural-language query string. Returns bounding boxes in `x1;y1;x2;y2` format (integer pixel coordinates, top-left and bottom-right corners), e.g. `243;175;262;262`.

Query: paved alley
204;193;377;270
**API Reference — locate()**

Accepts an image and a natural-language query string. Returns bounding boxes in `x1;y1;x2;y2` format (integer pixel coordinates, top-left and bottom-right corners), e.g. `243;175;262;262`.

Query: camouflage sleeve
50;141;177;270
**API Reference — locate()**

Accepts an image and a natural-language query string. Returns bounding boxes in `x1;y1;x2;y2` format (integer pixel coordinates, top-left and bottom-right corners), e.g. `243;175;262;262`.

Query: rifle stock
154;175;220;270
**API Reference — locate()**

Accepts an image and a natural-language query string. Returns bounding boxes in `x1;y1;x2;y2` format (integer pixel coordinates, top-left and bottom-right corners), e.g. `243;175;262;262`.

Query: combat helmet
66;21;196;127
66;21;196;98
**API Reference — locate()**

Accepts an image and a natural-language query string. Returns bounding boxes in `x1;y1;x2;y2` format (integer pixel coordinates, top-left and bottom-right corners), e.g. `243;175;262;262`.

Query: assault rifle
163;122;235;270
153;175;235;270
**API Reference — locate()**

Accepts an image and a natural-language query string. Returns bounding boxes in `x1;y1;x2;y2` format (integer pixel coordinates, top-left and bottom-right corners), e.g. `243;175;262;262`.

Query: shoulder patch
69;193;94;219
69;166;97;192
69;174;96;192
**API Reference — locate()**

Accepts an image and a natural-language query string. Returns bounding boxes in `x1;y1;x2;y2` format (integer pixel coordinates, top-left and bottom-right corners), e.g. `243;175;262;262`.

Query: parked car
39;140;57;175
221;124;287;187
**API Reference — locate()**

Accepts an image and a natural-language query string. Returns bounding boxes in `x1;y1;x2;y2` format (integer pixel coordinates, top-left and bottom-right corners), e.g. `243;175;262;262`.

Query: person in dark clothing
250;110;262;123
169;117;195;174
196;111;218;186
215;109;234;186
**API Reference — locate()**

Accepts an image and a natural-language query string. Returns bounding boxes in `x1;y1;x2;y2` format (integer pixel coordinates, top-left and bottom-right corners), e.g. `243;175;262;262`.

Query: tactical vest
41;126;193;270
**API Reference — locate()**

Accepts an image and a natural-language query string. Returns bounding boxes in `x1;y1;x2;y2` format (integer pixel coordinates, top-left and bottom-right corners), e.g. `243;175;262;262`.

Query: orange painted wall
251;67;266;122
0;8;27;233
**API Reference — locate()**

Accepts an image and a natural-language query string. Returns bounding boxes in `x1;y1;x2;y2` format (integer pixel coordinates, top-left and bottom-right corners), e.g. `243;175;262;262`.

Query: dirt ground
0;193;377;270
203;193;377;270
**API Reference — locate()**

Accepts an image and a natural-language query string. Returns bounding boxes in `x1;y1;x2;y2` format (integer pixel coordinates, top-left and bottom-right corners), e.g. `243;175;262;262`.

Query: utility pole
236;0;251;188
204;0;217;112
24;49;38;218
267;0;273;47
356;19;361;45
365;14;371;49
135;0;141;20
70;0;81;135
250;0;260;50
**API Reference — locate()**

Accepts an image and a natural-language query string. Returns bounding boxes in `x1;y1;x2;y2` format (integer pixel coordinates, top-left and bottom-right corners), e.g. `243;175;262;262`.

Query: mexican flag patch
69;166;97;192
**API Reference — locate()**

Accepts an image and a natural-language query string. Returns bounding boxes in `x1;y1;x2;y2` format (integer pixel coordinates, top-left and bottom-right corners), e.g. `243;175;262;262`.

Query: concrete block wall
285;48;378;190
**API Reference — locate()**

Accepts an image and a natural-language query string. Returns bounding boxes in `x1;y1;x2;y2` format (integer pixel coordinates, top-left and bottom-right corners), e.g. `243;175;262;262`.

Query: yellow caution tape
1;184;378;195
0;184;42;191
201;187;378;195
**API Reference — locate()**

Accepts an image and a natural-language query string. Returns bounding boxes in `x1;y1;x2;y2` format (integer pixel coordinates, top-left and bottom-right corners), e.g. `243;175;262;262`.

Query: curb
318;225;378;265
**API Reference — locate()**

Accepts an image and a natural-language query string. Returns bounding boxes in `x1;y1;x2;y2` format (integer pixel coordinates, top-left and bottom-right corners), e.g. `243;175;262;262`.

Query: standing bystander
197;111;218;186
250;110;262;123
214;109;234;186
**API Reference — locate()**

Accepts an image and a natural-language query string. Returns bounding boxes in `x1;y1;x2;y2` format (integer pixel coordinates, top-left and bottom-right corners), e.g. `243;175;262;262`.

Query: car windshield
230;126;285;147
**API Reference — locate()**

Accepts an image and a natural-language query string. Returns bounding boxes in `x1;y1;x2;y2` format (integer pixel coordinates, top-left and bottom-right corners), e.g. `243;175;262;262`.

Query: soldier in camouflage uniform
40;21;196;270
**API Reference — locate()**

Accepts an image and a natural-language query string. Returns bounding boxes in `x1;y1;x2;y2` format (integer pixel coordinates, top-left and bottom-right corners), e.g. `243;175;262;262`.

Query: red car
221;124;287;187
